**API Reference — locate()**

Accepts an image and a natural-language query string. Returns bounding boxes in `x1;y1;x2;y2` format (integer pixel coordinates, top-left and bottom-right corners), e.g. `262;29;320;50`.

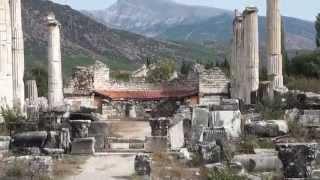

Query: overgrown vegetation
257;97;285;120
25;65;48;97
285;76;320;92
207;169;247;180
0;107;23;135
238;135;274;154
111;71;131;82
316;13;320;47
146;59;176;83
180;61;193;76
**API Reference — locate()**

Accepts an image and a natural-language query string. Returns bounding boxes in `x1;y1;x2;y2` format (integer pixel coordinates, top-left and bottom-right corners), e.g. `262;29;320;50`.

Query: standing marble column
26;80;38;101
0;0;13;108
47;13;64;109
267;0;283;89
10;0;25;112
231;10;244;99
243;7;259;104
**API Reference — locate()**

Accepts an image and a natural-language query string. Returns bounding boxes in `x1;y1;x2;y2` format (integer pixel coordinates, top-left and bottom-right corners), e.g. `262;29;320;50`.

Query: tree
281;17;289;75
146;59;176;83
316;13;320;47
180;61;193;76
25;65;48;97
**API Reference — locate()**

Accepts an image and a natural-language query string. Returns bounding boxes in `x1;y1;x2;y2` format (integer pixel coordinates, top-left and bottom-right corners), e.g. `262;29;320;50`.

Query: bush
256;97;285;120
288;51;320;78
285;76;320;92
208;169;247;180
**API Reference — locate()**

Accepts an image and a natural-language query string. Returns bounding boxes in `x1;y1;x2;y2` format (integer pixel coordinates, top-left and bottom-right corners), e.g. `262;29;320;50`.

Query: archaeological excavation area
0;0;320;179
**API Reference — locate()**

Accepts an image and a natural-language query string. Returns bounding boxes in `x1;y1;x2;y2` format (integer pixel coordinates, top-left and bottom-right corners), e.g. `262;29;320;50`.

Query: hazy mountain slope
87;0;316;50
84;0;231;37
22;0;217;76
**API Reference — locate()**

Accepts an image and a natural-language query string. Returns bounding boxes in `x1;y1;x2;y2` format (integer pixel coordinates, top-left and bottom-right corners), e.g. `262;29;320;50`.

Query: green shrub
208;169;247;180
146;59;176;83
285;76;320;92
257;97;285;120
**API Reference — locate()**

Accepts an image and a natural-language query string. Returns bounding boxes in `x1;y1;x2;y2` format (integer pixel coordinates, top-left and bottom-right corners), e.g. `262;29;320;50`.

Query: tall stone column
26;80;38;101
10;0;25;112
231;10;243;99
267;0;283;89
243;7;259;104
47;13;64;109
0;0;13;108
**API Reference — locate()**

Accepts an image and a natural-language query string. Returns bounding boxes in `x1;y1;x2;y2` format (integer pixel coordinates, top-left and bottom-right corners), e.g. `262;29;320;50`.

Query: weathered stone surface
232;154;282;172
192;106;210;142
89;121;109;151
71;137;95;154
145;136;167;153
13;131;47;148
69;120;91;138
47;13;64;109
11;0;25;112
242;7;259;104
267;0;283;89
0;136;10;151
276;143;318;178
0;0;13;109
169;120;184;150
211;110;242;139
299;110;320;127
200;127;226;143
149;118;169;137
245;120;288;137
199;142;222;163
6;156;53;178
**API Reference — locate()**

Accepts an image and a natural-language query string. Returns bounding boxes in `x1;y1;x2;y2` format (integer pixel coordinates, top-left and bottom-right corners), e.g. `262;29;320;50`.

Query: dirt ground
60;154;136;180
60;120;150;180
109;120;151;139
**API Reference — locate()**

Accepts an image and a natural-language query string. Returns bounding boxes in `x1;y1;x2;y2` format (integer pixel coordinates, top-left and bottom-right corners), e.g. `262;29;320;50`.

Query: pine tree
316;13;320;47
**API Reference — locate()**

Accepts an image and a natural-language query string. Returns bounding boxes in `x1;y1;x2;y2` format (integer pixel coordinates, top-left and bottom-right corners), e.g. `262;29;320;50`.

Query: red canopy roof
95;89;198;101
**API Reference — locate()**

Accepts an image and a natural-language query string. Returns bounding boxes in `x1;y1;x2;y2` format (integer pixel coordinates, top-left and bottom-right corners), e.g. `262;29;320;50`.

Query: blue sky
52;0;320;21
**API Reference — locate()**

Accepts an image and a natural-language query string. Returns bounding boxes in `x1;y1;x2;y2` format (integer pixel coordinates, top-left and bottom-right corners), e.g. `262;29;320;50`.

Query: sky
52;0;320;21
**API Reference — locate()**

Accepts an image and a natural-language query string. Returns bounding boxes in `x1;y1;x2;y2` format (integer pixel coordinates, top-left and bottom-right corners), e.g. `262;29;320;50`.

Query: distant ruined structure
47;13;64;109
10;0;25;112
267;0;283;89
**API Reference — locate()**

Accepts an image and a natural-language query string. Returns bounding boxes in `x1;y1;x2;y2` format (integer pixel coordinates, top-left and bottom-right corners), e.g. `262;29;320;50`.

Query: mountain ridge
22;0;217;75
86;0;316;50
